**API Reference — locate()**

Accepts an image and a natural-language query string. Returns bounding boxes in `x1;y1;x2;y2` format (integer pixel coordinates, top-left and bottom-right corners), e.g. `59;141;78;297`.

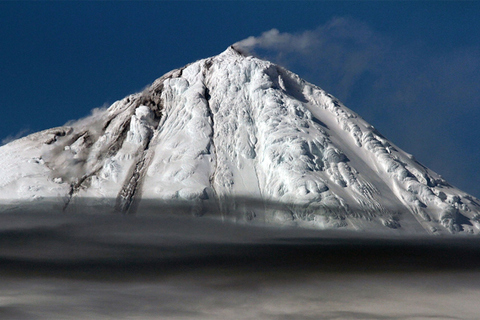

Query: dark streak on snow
115;67;188;215
203;59;223;214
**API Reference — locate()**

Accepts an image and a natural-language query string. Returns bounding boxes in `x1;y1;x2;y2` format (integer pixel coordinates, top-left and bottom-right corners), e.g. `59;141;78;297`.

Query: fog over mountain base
1;205;480;319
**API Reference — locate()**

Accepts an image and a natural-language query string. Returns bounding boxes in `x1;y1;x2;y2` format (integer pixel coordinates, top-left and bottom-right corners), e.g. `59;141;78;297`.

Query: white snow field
1;46;479;235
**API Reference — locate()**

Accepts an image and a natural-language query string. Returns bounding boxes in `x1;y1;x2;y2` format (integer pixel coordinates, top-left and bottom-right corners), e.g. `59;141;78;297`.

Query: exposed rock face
1;46;479;235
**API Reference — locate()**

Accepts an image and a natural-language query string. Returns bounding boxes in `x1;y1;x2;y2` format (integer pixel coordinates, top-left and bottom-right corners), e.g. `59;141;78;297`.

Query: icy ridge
0;46;479;234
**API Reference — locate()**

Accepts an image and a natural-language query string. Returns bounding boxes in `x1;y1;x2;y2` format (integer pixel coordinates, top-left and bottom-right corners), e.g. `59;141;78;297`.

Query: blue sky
0;1;479;197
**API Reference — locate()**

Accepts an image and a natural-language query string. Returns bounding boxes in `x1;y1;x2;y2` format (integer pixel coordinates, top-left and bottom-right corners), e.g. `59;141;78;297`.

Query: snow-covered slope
1;46;479;235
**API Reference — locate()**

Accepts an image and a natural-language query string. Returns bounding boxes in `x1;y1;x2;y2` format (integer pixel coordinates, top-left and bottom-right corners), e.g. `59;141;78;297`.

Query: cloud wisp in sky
235;17;480;197
1;128;30;146
235;18;389;102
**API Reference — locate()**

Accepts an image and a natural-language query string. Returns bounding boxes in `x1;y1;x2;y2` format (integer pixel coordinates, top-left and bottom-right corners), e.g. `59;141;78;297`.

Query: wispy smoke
234;18;389;102
41;106;111;184
235;17;480;197
1;128;30;146
236;27;322;53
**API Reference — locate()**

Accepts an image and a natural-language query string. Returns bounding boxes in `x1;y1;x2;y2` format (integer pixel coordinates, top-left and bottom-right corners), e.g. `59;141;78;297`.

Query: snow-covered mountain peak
1;47;480;235
221;45;249;57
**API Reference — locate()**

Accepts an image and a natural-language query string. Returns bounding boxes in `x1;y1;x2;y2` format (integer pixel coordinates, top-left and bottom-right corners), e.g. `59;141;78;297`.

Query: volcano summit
1;46;479;235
